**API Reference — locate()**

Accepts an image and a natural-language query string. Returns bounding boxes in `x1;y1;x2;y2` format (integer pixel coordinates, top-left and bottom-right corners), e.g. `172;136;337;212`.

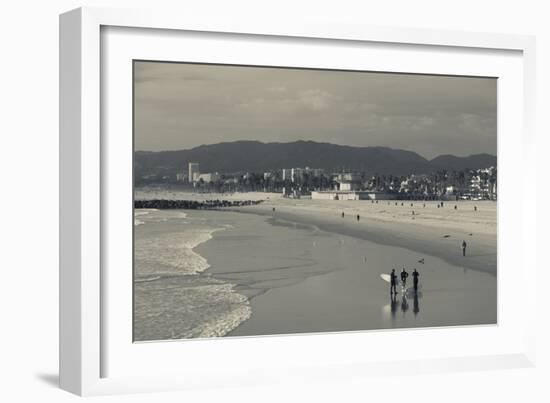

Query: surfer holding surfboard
390;269;397;295
381;269;422;297
400;268;409;290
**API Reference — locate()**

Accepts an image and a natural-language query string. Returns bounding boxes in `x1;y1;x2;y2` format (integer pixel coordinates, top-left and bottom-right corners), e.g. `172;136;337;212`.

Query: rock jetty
135;199;264;210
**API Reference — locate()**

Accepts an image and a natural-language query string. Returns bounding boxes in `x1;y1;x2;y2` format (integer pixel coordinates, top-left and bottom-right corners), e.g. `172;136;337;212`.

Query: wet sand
196;200;497;337
234;199;496;274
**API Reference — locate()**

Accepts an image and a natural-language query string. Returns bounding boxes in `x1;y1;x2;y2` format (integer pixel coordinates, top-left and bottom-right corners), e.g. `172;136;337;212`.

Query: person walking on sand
412;269;420;292
401;268;409;289
462;240;467;256
390;269;397;295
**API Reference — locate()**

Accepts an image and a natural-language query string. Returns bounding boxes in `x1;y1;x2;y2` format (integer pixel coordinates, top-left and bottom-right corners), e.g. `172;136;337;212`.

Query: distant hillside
134;140;496;182
429;153;497;171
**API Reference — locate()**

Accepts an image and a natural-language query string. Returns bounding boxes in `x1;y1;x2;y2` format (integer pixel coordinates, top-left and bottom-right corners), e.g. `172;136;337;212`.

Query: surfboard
380;273;392;283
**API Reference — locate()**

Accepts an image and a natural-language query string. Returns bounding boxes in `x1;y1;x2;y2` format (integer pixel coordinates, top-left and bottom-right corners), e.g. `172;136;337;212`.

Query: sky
134;61;497;159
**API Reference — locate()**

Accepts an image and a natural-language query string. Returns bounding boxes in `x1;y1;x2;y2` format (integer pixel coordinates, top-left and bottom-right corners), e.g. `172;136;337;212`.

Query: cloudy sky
134;61;496;159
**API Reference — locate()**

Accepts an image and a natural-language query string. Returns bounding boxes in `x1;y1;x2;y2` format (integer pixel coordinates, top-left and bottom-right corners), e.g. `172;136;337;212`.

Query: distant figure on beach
454;205;457;210
462;240;467;256
272;207;275;212
441;201;444;207
341;211;345;218
356;214;360;222
401;268;409;288
390;269;397;295
423;203;426;208
474;206;477;211
412;269;420;292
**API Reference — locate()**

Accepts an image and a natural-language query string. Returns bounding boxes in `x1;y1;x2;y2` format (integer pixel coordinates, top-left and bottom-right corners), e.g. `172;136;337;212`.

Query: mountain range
135;140;496;181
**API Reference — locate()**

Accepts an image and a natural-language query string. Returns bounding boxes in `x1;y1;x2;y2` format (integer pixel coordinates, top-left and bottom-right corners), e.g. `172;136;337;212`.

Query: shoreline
230;202;496;275
198;208;497;336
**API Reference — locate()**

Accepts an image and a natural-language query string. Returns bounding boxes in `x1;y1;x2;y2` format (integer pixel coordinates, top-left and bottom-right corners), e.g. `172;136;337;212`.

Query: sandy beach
233;196;497;274
134;191;497;340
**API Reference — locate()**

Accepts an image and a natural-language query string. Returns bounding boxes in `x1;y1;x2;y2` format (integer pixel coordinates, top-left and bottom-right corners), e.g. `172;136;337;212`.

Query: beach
233;197;497;274
134;190;497;340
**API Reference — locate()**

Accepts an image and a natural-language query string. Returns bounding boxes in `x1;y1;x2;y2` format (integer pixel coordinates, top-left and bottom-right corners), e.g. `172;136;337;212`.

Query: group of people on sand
389;268;420;295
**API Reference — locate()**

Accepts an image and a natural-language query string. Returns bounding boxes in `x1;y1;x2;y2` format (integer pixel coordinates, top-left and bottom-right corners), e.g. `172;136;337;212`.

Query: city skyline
134;61;497;159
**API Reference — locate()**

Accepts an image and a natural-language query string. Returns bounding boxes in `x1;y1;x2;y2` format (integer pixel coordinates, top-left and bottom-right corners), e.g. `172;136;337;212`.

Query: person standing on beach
462;240;467;256
401;268;409;288
390;269;397;295
412;269;420;292
341;211;345;218
356;214;360;222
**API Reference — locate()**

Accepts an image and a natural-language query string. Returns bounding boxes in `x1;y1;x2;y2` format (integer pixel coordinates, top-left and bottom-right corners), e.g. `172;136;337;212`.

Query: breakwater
135;199;264;209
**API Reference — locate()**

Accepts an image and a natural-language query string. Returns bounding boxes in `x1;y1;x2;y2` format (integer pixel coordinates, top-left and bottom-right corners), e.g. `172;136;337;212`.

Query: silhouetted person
401;268;409;288
356;214;360;222
390;269;397;295
454;205;457;210
441;201;444;207
474;206;477;211
341;211;345;218
462;240;467;256
412;269;420;292
272;207;275;212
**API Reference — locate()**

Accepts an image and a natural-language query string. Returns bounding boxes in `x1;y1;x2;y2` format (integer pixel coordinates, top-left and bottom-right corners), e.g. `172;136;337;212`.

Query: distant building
334;172;361;182
176;173;188;182
311;191;397;201
337;180;361;191
281;169;292;181
291;168;304;183
197;172;220;183
188;162;199;183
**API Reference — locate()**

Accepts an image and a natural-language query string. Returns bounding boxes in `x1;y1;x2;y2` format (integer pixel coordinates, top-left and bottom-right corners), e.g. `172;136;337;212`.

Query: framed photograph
60;7;537;396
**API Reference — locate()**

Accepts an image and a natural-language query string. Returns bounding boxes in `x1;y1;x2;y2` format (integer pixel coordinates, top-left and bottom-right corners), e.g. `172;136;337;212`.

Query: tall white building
282;168;292;181
188;162;199;183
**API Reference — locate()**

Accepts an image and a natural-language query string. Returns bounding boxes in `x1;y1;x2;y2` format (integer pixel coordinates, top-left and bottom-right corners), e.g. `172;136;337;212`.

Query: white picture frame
59;6;537;396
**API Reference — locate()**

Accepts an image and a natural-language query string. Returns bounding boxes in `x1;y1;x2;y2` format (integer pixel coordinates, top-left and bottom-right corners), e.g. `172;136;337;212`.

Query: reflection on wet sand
388;292;421;320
